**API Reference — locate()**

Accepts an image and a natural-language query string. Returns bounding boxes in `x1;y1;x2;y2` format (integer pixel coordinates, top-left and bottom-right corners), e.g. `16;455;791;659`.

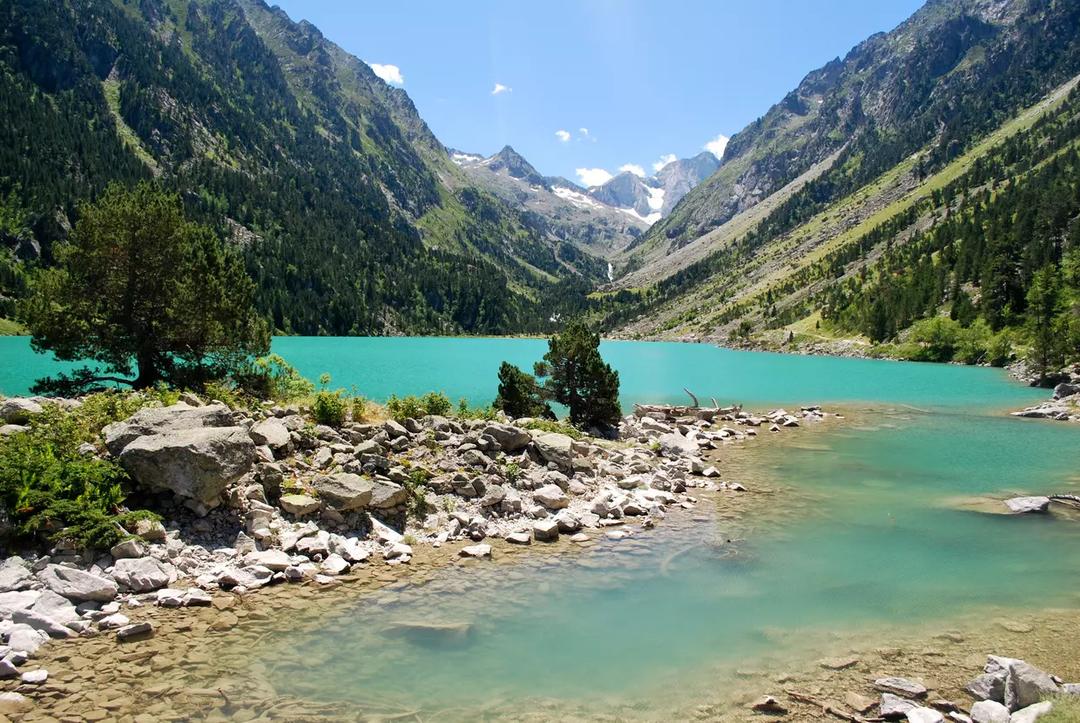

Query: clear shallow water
249;407;1080;715
3;335;1076;715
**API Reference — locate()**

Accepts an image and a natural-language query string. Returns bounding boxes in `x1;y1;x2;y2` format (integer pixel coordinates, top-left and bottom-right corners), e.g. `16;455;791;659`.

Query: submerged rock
1003;497;1051;514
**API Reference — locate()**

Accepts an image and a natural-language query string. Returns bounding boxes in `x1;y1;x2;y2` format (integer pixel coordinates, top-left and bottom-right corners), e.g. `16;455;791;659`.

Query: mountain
0;0;604;335
600;0;1080;360
586;152;720;224
449;146;646;258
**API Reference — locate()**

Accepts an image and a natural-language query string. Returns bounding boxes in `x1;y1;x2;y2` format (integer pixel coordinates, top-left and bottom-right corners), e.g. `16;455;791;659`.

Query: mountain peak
487;146;546;187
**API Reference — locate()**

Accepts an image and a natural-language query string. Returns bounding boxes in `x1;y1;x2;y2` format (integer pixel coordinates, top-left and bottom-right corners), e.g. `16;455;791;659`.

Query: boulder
244;549;292;572
506;531;531;545
118;426;255;504
133;518;167;543
20;669;47;684
907;708;944;723
657;432;698;458
970;700;1010;723
279;493;321;515
0;559;32;592
1003;497;1051;514
109;539;146;560
533;519;559;542
532;432;574;471
1005;661;1059;711
534;484;570;510
249;417;291;450
369;480;408;509
321;554;350;575
459;544;492;559
111;557;175;593
312;473;374;511
0;398;42;425
295;530;331;557
1053;382;1080;400
482;423;531;452
383;420;408;439
37;564;118;602
1009;702;1053;723
969;673;1007;703
103;402;234;454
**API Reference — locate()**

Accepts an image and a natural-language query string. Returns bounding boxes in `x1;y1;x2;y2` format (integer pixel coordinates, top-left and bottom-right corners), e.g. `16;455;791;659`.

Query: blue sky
272;0;924;185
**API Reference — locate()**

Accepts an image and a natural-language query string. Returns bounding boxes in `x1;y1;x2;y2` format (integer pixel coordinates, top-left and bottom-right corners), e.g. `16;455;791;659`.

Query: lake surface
4;336;1077;717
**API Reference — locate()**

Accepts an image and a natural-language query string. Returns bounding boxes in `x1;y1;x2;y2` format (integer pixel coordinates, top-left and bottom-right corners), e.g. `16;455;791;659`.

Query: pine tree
535;319;621;430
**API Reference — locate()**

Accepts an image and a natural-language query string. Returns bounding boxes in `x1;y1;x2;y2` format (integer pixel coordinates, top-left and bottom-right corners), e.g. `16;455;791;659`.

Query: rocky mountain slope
0;0;606;335
587;152;720;224
616;0;1080;284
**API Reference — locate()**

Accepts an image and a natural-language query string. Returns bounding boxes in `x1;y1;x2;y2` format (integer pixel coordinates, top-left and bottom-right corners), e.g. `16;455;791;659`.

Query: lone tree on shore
494;361;551;419
535;319;621;430
21;182;269;393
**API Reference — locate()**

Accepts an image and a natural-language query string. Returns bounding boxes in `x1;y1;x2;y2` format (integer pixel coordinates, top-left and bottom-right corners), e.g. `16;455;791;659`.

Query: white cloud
619;163;646;177
368;63;404;86
579;127;589;136
491;83;511;95
652;153;677;172
555;129;571;143
575;167;613;187
705;134;730;160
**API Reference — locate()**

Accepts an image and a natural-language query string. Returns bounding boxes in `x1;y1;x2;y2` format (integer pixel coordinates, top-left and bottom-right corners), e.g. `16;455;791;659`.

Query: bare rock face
118;427;255;505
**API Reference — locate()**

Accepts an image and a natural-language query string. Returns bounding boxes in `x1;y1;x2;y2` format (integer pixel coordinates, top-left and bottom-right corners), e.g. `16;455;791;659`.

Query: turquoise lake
3;336;1078;717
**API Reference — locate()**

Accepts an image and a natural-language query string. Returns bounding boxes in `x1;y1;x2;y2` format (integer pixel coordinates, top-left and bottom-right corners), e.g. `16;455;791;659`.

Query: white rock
907;708;945;723
244;549;292;572
506;532;531;545
98;613;130;630
532;519;559;542
109;539;146;560
1010;702;1053;723
37;564;118;602
459;544;492;559
876;677;928;698
115;621;153;641
111;557;175;593
155;589;185;608
321;554;350;575
1003;497;1051;514
20;669;47;684
183;588;213;607
971;700;1010;723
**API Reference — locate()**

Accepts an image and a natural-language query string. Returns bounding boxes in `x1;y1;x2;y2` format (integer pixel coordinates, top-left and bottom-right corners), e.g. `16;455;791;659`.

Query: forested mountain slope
617;0;1080;285
0;0;603;335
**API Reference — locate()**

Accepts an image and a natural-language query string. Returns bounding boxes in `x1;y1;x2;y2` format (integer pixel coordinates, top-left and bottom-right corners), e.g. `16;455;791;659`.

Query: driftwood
683;388;700;407
1050;494;1080;508
633;403;742;421
784;690;879;722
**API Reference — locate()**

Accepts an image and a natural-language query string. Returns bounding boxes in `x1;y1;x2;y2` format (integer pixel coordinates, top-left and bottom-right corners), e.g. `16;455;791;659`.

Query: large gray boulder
0;559;32;592
118;426;255;504
482;423;531;452
37;564;117;602
249;417;291;450
103;402;234;455
110;557;175;593
970;700;1010;723
657;432;698;458
532;432;574;471
534;484;569;510
312;473;374;511
1005;661;1059;711
0;398;43;425
369;480;408;509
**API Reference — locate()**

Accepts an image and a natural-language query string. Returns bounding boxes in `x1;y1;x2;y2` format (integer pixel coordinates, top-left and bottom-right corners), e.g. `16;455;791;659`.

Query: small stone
881;693;918;719
819;656;859;670
533;519;559;542
321;554;350;576
279;493;321;515
459;544;492;559
907;708;944;723
116;621;154;641
569;533;590;543
969;700;1010;723
20;669;47;684
750;695;787;714
109;538;146;560
1009;702;1053;723
1002;496;1050;514
876;677;928;699
98;613;130;630
505;532;531;545
845;692;876;713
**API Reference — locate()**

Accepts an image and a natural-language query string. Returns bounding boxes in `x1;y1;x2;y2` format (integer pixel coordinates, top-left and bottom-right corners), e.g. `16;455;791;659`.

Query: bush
387;391;455;421
455;397;497;421
0;392;164;550
236;354;314;402
521;418;583;440
494;362;549;418
310;373;349;427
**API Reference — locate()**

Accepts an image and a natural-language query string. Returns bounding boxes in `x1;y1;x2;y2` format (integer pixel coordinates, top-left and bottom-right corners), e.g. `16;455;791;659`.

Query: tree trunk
133;350;160;389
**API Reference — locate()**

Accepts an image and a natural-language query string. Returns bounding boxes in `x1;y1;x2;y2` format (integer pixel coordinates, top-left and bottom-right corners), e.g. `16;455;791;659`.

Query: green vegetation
20;183;270;394
493;361;551;419
312;374;349;428
386;391;454;422
520;418;584;440
1043;696;1080;723
0;391;170;550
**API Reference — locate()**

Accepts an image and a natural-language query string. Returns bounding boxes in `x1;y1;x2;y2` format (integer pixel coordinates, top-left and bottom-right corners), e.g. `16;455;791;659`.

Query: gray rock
1009;702;1053;723
383;420;408;438
657;432;698;457
0;560;32;592
1003;497;1051;514
0;692;32;716
970;700;1010;723
119;426;255;504
296;530;331;557
506;531;531;545
534;484;570;510
98;613;130;630
0;659;17;679
245;549;292;571
483;423;531;452
183;588;213;607
6;624;47;655
0;424;27;436
103;402;234;454
459;544;492;559
532;432;574;471
0;398;43;425
907;708;944;723
1063;683;1080;696
312;473;374;511
29;590;79;626
321;554;350;575
1053;382;1080;400
111;557;174;593
279;493;321;515
109;539;146;560
330;536;370;563
249;417;291;450
876;677;928;699
369;480;408;509
1005;661;1059;711
37;564;118;602
115;621;154;641
880;693;918;719
969;673;1007;703
133;518;167;542
533;519;559;542
155;589;185;607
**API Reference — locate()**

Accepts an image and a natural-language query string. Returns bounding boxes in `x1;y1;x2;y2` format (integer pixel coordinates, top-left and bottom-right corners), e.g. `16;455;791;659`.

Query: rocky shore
0;393;830;717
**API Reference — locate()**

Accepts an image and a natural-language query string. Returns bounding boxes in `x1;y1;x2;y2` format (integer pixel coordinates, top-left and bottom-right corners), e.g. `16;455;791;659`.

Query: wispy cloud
652;153;677;172
555;129;571;143
619;163;646;177
368;62;404;86
491;83;512;95
576;167;613;187
705;134;729;160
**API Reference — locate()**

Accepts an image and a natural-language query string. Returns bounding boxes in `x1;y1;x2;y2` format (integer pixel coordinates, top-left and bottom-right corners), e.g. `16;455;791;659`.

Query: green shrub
403;468;432;519
987;329;1015;367
0;392;164;550
237;354;314;402
387;391;456;421
455;397;497;421
521;418;583;440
